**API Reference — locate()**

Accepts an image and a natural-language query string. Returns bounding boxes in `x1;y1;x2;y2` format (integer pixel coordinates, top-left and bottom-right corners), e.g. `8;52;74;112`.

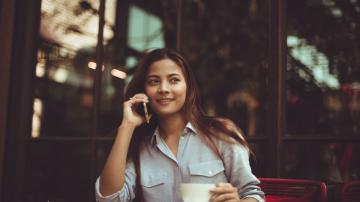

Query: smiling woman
145;59;187;116
95;48;264;202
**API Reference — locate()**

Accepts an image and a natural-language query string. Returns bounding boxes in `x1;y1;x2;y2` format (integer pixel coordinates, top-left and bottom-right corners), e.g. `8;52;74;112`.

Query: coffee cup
180;183;216;202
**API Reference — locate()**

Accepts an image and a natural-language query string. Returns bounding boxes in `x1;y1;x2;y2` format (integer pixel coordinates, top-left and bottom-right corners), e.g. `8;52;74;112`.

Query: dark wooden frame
1;0;41;201
0;0;17;199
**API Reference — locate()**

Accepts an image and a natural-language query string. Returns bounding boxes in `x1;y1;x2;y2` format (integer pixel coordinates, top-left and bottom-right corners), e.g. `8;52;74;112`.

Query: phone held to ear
143;102;150;124
136;102;150;124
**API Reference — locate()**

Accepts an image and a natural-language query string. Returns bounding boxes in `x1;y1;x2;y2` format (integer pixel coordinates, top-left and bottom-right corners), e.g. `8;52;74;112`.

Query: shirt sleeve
220;141;265;202
95;160;137;202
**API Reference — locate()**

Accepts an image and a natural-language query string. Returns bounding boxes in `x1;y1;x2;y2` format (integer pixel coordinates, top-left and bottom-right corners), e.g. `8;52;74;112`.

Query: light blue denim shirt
95;122;265;202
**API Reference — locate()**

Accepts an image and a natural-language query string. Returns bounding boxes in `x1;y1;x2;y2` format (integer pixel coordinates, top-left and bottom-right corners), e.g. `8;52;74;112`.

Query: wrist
119;120;137;129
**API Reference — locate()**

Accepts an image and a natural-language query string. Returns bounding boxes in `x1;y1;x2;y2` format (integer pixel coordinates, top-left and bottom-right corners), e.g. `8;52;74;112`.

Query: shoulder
213;134;249;154
209;117;250;152
211;117;246;143
212;117;242;134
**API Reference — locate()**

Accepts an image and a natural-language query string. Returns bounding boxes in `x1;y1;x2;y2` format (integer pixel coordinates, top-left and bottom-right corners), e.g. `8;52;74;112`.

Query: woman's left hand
209;182;241;202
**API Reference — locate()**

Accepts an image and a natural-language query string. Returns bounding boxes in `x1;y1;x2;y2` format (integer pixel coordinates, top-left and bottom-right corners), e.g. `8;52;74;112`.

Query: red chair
259;178;327;202
341;180;360;202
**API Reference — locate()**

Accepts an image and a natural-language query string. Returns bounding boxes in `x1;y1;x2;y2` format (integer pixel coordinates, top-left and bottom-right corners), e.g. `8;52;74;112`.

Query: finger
209;193;219;202
217;182;232;188
210;192;238;202
131;93;149;100
124;102;141;114
129;96;149;103
127;98;148;108
130;97;148;103
210;186;237;194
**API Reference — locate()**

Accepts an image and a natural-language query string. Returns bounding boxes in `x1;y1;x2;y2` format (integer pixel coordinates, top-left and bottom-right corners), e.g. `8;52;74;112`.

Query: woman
95;48;264;202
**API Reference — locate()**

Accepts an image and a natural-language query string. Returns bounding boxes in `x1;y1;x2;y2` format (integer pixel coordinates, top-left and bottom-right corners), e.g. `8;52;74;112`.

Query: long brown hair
124;48;251;201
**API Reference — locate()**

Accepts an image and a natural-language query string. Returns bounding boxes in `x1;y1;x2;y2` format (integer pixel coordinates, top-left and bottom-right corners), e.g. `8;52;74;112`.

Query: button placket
178;134;186;158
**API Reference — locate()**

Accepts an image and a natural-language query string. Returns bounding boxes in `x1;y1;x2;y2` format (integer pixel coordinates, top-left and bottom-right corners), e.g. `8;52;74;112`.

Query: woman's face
145;58;187;118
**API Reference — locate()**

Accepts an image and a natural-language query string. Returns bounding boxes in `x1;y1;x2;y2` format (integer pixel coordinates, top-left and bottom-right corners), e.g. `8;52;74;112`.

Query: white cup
180;183;216;202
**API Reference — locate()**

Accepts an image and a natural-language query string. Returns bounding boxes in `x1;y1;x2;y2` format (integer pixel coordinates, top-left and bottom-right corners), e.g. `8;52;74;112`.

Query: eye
170;78;180;84
147;79;159;86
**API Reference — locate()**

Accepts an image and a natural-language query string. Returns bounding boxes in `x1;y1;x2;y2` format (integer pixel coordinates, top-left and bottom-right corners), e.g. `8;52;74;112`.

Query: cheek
174;84;187;99
145;86;156;96
144;87;158;107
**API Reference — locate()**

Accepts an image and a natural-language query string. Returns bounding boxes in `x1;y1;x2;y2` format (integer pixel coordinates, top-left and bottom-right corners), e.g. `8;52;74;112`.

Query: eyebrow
146;73;181;79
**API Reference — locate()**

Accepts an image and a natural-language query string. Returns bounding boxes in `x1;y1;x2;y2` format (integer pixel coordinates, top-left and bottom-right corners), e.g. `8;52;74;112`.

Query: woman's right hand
121;93;149;127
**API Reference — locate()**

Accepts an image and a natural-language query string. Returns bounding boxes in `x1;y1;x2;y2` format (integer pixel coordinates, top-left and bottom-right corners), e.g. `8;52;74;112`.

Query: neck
158;114;187;139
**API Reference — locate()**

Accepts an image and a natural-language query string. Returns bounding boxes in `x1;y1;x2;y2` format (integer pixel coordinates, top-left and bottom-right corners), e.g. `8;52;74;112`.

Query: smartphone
136;102;151;124
143;102;150;123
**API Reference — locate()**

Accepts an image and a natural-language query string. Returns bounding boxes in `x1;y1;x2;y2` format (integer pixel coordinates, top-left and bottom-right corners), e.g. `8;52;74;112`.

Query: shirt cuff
243;195;264;202
95;177;126;202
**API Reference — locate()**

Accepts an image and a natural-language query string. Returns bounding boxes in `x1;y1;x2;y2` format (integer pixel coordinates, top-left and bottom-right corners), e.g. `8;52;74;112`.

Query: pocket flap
189;160;225;177
141;174;165;188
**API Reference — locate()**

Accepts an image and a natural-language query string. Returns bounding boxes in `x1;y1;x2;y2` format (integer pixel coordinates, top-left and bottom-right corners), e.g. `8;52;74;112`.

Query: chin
155;111;177;117
154;108;183;117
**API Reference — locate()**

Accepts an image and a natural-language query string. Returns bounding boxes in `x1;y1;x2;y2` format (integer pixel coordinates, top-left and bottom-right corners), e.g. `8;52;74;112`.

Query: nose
158;81;170;93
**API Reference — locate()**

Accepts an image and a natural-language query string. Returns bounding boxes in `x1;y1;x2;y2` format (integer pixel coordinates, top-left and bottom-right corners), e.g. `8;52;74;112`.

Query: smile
156;98;175;104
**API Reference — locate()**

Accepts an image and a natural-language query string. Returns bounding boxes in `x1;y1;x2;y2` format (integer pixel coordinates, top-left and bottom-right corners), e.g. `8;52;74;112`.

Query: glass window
286;0;360;135
249;143;267;176
32;0;116;137
96;141;113;176
182;0;269;137
28;0;116;199
127;5;165;51
97;0;177;136
282;142;360;201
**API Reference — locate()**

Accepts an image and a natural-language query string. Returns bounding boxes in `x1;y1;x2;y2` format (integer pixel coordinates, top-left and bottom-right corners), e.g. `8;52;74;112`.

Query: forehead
147;59;184;77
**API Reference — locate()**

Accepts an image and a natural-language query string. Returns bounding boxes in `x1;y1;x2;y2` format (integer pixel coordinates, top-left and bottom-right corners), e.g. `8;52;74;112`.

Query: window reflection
286;0;360;135
182;0;268;137
32;0;117;137
249;143;266;176
282;142;360;201
31;98;43;138
127;5;165;51
40;0;115;50
97;0;175;135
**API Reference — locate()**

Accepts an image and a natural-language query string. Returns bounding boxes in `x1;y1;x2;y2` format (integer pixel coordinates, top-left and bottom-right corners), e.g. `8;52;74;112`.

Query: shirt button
181;136;185;140
208;171;213;175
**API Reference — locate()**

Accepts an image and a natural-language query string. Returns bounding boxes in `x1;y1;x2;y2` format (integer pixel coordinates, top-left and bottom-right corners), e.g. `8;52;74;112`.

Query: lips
156;98;175;104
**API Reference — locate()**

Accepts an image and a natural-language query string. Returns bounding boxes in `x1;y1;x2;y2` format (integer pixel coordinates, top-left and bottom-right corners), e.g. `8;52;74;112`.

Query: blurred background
0;0;359;201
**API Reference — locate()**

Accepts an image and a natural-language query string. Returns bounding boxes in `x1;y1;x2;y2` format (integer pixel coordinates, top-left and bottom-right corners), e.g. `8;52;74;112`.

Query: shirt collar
150;122;197;145
185;122;197;134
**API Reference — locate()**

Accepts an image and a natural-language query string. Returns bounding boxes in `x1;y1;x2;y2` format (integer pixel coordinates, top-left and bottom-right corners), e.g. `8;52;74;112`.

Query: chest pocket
140;173;167;202
141;174;165;187
189;160;226;183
